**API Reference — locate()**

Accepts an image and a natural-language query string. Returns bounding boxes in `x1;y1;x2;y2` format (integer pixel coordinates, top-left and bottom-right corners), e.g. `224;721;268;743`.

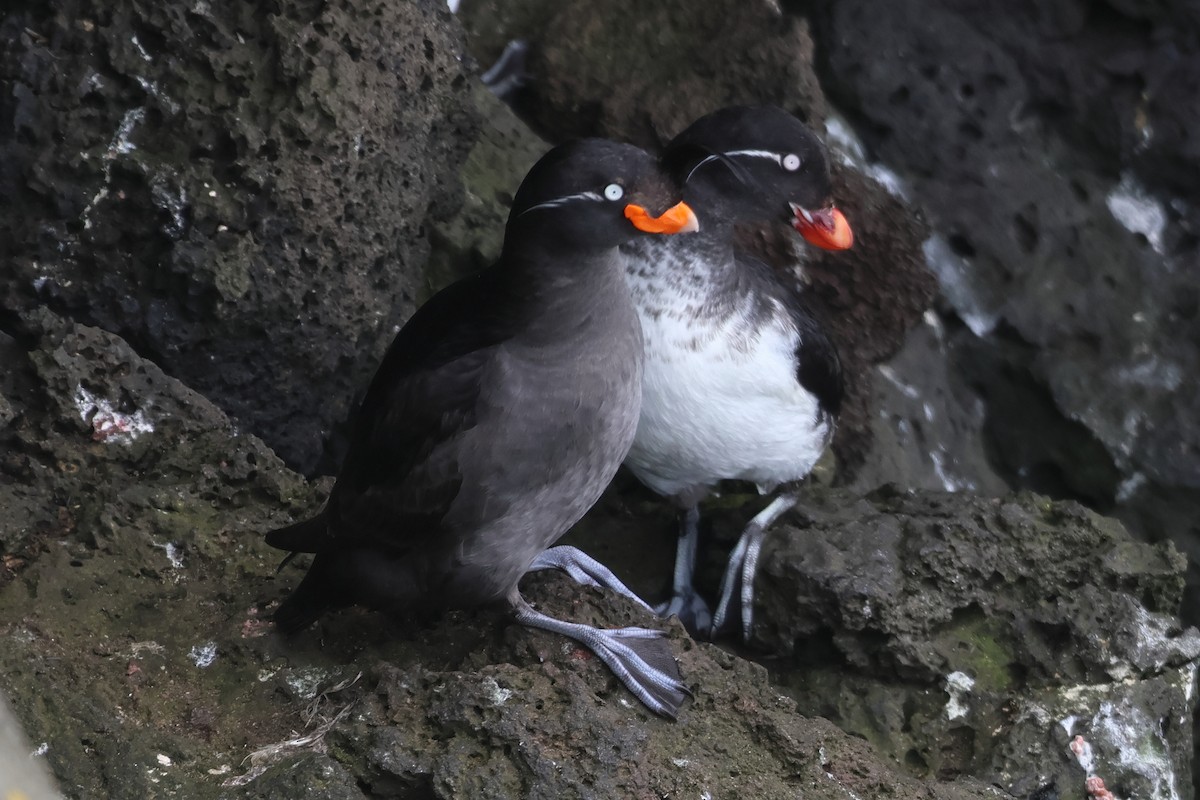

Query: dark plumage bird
266;138;699;717
621;106;853;641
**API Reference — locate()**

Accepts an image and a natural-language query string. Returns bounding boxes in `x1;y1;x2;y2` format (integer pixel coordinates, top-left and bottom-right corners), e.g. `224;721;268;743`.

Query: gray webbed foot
527;545;654;612
514;600;690;718
710;493;798;642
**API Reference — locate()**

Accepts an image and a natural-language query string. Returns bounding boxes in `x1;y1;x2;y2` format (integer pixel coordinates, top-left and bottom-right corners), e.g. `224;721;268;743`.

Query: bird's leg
512;595;690;718
711;492;798;642
653;505;713;635
527;545;655;612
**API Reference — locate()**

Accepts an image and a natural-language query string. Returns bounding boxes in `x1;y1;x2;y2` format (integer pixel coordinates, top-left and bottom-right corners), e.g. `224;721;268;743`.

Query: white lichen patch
930;449;973;492
112;108;143;156
31;742;49;757
1115;356;1184;395
824;115;909;199
284;666;334;700
131;35;153;61
154;541;184;570
1063;684;1192;800
945;671;975;720
922;235;999;337
188;642;218;668
1092;699;1180;800
877;364;921;400
671;757;690;768
1116;472;1147;503
156;753;173;767
481;676;512;706
74;385;154;444
135;76;180;114
81;107;145;229
1116;604;1200;680
151;176;189;238
1106;172;1167;254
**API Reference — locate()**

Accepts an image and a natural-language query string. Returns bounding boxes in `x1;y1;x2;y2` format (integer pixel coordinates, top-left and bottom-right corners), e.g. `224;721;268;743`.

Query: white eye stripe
684;154;722;184
518;190;605;216
684;149;800;183
722;149;785;165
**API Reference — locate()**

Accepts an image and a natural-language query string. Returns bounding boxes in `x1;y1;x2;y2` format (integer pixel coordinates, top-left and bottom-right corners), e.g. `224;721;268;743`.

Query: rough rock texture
0;311;1003;799
0;312;318;797
460;0;938;477
0;0;477;474
6;1;1200;797
423;85;546;295
849;313;1010;496
805;0;1200;611
462;0;828;145
746;487;1199;799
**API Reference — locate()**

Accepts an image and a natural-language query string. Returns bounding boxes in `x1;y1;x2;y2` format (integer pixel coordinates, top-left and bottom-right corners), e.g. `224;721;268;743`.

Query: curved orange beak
792;203;853;250
625;201;700;234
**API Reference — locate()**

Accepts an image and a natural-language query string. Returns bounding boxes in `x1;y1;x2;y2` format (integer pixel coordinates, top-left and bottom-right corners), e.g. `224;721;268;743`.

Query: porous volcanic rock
806;0;1200;609
0;310;1003;799
1;0;478;474
746;486;1199;799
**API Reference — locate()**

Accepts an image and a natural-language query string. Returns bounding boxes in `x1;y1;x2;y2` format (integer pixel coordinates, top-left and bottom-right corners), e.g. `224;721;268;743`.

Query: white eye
782;153;801;172
603;183;624;201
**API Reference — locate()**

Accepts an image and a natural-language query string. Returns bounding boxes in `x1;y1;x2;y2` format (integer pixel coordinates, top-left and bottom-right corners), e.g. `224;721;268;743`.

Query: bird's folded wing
324;269;516;553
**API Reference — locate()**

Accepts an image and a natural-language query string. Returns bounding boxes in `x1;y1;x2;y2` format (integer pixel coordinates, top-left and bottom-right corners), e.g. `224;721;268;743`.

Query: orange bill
625;201;701;234
792;204;853;250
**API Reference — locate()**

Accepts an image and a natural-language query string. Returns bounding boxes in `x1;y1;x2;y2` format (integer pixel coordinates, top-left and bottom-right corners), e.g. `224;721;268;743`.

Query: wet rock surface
1;0;477;474
1;313;1191;798
462;0;828;144
805;0;1200;609
4;0;1200;797
0;311;1004;799
747;487;1198;797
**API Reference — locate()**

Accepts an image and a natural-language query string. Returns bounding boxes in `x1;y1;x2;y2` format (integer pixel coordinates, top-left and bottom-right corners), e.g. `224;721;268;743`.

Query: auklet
622;106;853;641
266;138;699;718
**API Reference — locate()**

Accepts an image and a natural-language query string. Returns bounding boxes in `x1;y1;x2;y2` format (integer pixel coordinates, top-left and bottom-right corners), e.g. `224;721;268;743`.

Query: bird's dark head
506;139;699;253
665;106;853;251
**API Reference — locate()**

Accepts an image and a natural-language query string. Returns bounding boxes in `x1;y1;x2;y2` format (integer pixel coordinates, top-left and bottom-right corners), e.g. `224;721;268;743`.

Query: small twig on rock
220;671;362;788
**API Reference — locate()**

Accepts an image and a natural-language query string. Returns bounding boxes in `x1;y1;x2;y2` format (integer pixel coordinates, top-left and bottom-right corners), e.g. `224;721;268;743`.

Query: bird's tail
266;512;349;633
264;512;331;553
273;553;351;634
